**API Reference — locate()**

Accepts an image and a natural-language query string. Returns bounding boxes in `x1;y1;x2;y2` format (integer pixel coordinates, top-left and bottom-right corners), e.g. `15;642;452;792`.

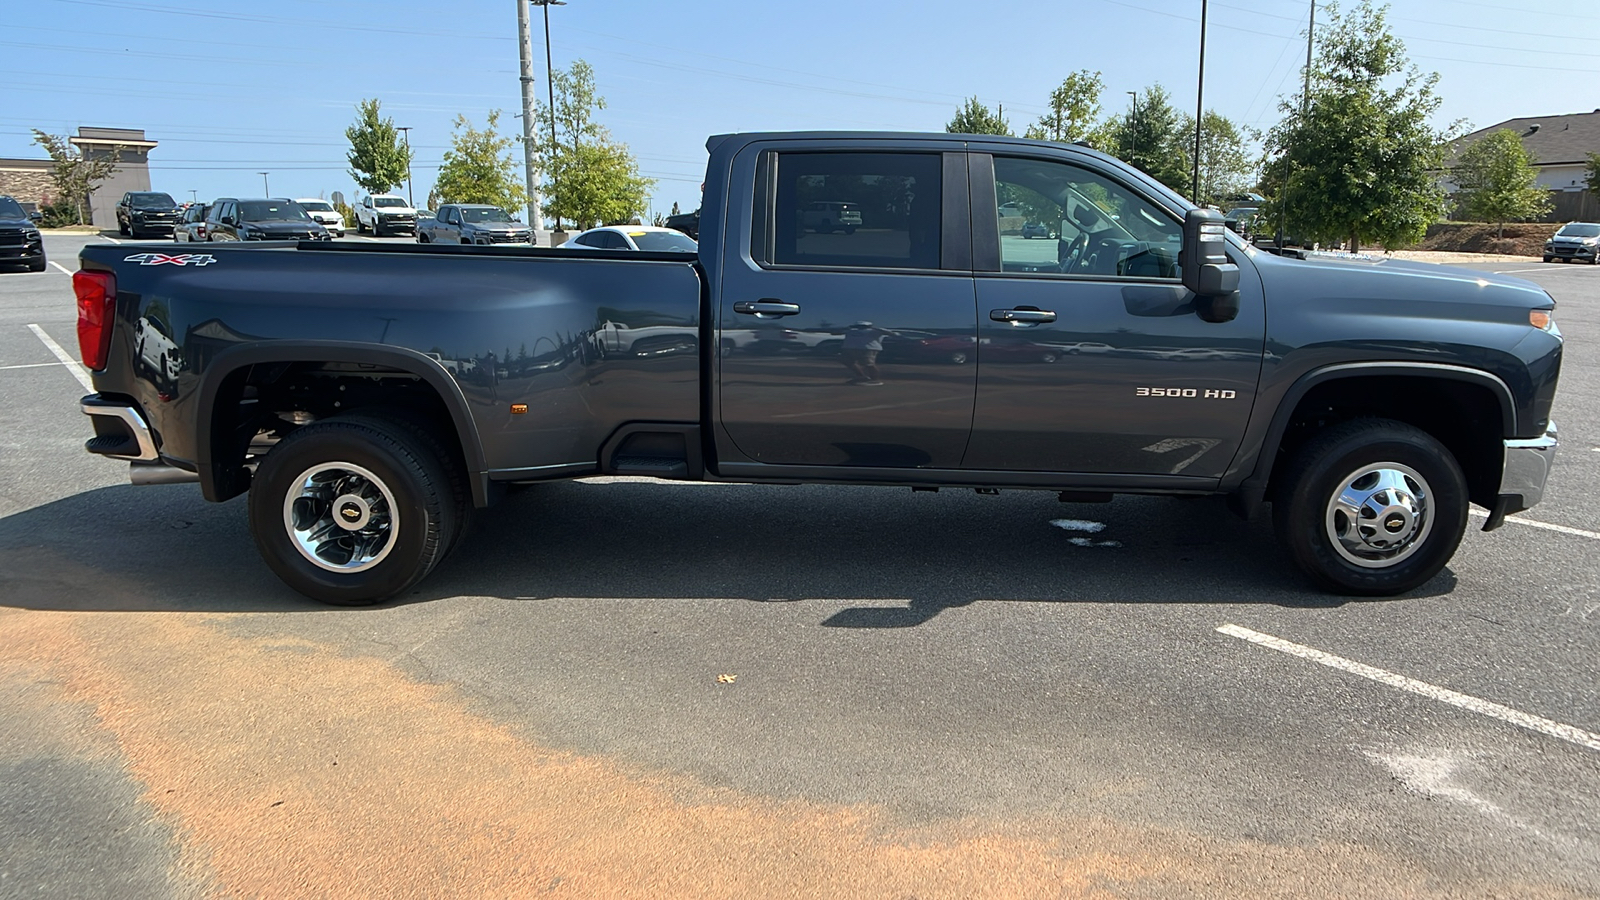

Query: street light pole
258;172;270;196
534;0;566;233
1193;0;1208;203
517;0;544;242
397;126;414;208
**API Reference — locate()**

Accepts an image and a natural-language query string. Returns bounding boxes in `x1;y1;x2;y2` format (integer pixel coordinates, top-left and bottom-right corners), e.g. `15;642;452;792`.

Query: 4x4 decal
123;252;217;267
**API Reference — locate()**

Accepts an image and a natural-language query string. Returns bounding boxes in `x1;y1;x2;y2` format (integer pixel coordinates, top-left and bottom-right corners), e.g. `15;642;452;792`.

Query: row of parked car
114;190;699;252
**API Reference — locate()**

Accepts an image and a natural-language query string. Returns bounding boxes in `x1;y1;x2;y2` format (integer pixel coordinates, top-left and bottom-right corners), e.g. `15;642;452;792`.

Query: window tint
769;152;941;269
990;156;1180;279
596;231;624;249
575;232;602;247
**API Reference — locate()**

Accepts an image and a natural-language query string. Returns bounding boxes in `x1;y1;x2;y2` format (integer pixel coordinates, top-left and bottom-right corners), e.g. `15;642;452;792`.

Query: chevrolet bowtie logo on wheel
122;253;218;267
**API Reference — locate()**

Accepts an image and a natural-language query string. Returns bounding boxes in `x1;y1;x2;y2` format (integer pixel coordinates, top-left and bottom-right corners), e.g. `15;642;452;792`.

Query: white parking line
1469;509;1600;541
0;362;62;371
1217;624;1600;752
49;261;72;276
25;324;92;391
100;236;120;244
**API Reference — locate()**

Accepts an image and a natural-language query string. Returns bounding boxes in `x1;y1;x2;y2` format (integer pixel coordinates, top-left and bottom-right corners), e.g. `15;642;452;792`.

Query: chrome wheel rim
282;462;399;573
1324;462;1432;569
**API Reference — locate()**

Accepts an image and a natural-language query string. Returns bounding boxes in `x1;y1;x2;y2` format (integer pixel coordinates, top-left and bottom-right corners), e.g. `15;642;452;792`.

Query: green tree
1196;111;1258;204
1260;1;1454;250
433;110;527;211
1583;152;1600;199
946;97;1012;136
31;130;121;225
1454;129;1550;237
1024;71;1104;142
1108;85;1191;196
535;60;654;229
344;99;412;196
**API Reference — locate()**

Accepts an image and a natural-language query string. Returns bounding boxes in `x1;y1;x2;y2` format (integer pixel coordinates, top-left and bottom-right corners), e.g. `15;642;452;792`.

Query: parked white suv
355;194;417;237
295;199;346;237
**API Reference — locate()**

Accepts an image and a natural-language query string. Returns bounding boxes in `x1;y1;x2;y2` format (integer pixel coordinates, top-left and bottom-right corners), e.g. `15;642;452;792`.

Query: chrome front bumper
1484;422;1557;529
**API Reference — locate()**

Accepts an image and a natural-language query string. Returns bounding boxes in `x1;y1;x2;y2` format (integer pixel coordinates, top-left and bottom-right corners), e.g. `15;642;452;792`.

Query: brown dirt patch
0;608;1585;899
1414;223;1560;258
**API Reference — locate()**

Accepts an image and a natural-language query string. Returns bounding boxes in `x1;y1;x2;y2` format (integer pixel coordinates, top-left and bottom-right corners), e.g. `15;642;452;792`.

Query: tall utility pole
259;172;270;196
535;0;566;232
1193;0;1208;203
517;0;544;240
397;126;415;208
1303;0;1315;114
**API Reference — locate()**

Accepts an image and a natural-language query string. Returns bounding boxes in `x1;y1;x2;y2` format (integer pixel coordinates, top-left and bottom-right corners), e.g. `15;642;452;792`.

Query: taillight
73;270;116;371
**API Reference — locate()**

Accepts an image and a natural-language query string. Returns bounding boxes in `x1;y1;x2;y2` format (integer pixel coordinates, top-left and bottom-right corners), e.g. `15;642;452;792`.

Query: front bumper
1546;244;1596;259
1484;421;1557;529
0;242;43;262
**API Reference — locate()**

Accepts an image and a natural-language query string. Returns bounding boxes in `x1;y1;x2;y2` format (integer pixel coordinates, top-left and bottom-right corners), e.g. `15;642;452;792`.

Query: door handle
990;307;1057;324
734;299;802;318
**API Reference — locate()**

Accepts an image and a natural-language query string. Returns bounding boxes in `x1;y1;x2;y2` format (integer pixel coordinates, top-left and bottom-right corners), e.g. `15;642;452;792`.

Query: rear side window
766;152;941;270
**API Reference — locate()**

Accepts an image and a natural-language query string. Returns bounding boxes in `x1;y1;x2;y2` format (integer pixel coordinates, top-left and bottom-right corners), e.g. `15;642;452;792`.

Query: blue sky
5;0;1596;218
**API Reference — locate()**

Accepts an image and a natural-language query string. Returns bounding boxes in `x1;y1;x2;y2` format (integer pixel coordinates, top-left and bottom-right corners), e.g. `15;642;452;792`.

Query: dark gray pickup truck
72;132;1562;604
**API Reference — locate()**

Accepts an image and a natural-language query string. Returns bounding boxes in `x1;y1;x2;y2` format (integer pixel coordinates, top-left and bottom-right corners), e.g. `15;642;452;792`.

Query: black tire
417;231;429;244
1544;256;1553;263
843;226;857;235
118;219;130;236
1273;418;1468;596
248;414;463;605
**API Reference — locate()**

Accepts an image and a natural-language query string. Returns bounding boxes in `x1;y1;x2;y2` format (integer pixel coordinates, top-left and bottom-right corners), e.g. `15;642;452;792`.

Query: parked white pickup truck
355;194;417;237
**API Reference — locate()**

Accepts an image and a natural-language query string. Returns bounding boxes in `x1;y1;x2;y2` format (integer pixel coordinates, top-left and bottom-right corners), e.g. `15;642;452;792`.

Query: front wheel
1273;418;1467;596
248;414;463;605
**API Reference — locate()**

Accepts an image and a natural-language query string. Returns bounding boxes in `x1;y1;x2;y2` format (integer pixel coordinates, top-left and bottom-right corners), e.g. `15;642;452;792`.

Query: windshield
0;197;26;219
374;197;408;208
238;201;311;222
298;200;333;211
459;207;511;224
631;231;699;252
1557;223;1600;238
131;193;176;209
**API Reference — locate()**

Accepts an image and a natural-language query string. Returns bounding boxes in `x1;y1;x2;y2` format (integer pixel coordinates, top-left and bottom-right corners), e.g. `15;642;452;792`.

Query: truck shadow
0;480;1457;618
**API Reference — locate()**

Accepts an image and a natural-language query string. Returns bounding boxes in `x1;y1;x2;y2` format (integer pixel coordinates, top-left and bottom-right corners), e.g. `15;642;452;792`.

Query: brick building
0;127;158;225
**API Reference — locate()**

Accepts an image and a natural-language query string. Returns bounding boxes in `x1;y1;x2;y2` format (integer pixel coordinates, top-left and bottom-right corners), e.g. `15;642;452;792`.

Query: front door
717;148;977;469
963;152;1265;479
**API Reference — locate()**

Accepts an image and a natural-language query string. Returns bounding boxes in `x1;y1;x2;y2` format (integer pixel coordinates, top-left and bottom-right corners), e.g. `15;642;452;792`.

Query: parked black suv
116;191;180;238
0;195;45;271
204;199;330;242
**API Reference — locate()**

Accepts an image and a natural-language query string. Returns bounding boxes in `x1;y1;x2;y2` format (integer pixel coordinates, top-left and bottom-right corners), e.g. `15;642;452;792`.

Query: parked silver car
1544;222;1600;263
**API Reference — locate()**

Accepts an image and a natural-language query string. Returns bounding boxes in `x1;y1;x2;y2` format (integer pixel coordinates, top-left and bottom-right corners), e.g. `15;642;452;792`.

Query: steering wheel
1059;231;1090;273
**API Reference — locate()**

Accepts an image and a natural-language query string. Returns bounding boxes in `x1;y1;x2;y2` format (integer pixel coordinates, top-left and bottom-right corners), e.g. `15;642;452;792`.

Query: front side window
768;152;941;269
990;156;1180;279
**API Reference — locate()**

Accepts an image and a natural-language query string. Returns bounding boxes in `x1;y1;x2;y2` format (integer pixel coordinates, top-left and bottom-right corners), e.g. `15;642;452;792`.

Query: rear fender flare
195;340;488;506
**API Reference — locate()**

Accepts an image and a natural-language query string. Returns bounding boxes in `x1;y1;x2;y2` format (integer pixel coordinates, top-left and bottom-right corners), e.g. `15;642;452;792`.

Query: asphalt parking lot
1;233;1597;898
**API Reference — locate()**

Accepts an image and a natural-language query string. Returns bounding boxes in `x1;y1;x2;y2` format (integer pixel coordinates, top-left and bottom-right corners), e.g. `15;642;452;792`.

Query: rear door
716;143;977;468
962;150;1265;479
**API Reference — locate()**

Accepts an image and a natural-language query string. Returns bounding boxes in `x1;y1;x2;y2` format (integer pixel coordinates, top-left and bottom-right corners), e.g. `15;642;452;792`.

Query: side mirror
28;211;42;223
1181;208;1240;322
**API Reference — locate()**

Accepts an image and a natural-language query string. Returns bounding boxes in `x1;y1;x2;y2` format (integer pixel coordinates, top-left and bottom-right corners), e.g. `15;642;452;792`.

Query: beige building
0;127;158;225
